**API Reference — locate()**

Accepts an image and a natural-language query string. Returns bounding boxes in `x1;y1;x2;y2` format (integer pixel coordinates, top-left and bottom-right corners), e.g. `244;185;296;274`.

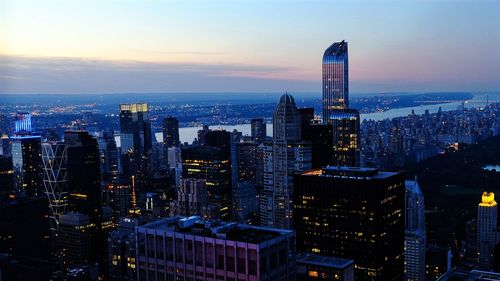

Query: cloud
0;55;318;94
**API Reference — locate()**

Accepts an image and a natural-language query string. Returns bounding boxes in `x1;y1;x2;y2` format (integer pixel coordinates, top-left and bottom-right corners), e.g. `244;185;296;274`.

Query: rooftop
140;216;292;244
302;166;399;180
296;253;354;269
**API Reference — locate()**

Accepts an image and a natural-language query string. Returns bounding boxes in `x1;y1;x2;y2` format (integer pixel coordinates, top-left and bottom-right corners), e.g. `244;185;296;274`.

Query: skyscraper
11;135;43;196
322;41;360;167
56;213;93;266
42;141;68;230
64;131;103;266
162;116;180;147
404;179;426;281
119;103;152;154
477;192;498;268
250;118;267;142
261;93;311;229
182;145;232;220
97;129;119;182
330;109;360;166
0;154;14;198
293;167;405;281
322;40;349;120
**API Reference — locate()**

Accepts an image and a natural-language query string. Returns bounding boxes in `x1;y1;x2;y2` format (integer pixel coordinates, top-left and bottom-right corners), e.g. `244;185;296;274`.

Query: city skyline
1;0;499;94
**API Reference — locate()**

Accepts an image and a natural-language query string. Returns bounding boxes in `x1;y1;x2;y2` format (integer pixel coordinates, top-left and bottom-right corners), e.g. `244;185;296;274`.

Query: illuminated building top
479;192;497;207
120;103;148;113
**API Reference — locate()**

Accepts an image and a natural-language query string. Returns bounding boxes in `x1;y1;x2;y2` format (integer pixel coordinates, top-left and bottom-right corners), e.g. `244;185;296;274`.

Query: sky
0;0;499;94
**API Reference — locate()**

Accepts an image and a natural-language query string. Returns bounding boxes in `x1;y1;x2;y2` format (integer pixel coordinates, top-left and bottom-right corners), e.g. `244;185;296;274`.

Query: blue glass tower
322;40;349;122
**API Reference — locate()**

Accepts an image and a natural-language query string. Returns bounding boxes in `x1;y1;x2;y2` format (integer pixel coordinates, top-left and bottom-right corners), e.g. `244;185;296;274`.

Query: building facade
322;40;349;121
261;93;311;229
119;103;152;154
162;116;180;147
135;216;295;281
11;135;43;196
293;167;405;281
477;192;498;268
404;179;426;281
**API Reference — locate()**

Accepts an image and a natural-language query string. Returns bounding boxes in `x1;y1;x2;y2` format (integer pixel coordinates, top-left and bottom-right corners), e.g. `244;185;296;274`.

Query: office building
293;167;405;281
232;181;258;223
296;253;354;281
302;123;335;169
162;116;180;147
405;179;426;281
56;213;93;267
108;216;151;281
97;129;119;182
169;178;213;218
477;192;498;268
119;103;152;154
237;141;258;183
251;118;267;142
330;109;360;167
322;40;349;121
103;181;132;223
11;135;43;196
261;93;311;229
135;216;295;281
182;140;232;220
41;141;68;229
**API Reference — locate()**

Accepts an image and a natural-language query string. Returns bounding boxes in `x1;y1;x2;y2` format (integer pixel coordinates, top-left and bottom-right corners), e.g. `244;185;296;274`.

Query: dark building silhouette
0;197;51;259
56;213;93;267
182;144;232;220
97;129;119;183
11;135;43;196
63;131;103;266
293;167;405;281
162;116;180;147
119;103;152;154
0;155;14;199
250;118;267;142
330;109;360;167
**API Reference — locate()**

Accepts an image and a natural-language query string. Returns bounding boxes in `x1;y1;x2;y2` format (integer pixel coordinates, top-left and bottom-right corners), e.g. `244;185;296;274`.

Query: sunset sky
1;0;499;94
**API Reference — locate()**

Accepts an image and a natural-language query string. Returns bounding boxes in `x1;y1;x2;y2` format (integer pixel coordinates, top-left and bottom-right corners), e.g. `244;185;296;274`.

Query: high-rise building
64;131;104;267
97;129;119;182
477;192;498;268
169;178;212;218
182;145;232;220
261;93;311;229
11;135;43;196
251;118;267;142
56;213;93;267
405;179;426;281
108;216;150;281
330;109;360;167
0;154;14;198
232;181;258;223
322;40;349;120
119;103;152;154
293;167;405;281
103;181;132;223
302;124;335;169
135;216;296;281
41;141;68;229
322;41;360;167
162;116;180;147
14;112;32;135
64;131;102;222
237;141;258;183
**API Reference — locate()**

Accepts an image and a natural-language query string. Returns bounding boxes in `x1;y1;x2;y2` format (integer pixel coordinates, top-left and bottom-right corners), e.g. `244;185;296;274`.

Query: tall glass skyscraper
119;103;152;154
322;40;360;166
322;40;349;122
